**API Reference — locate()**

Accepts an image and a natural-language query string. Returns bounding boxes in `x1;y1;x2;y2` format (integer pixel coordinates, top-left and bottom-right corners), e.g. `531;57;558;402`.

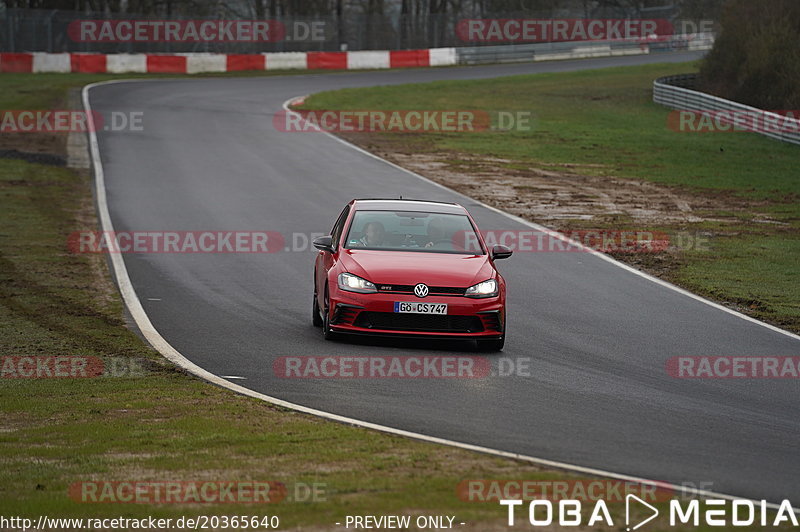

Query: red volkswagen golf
312;199;512;351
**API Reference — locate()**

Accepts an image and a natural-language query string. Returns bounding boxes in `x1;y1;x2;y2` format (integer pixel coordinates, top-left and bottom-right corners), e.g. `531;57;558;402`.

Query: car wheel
312;292;323;327
322;284;337;341
476;337;504;352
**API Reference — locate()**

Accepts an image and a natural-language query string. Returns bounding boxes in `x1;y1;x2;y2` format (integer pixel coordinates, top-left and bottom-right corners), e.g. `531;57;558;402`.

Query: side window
330;206;350;250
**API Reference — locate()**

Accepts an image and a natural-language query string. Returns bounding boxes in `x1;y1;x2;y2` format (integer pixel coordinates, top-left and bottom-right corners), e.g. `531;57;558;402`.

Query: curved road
88;52;800;504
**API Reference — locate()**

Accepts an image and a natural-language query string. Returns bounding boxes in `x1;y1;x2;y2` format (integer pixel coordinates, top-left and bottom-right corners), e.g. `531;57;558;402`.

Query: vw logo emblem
414;283;429;298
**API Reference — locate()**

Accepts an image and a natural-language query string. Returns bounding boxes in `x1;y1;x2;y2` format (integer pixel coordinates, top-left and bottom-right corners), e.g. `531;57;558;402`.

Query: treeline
2;0;726;20
1;0;727;52
700;0;800;109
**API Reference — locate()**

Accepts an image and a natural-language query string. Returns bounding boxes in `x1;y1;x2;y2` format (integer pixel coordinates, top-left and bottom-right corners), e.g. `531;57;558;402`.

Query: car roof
352;198;467;215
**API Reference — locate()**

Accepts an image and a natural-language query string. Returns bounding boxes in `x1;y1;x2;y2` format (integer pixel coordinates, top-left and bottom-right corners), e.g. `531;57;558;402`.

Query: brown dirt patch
333;133;795;307
0;132;65;157
341;139;773;231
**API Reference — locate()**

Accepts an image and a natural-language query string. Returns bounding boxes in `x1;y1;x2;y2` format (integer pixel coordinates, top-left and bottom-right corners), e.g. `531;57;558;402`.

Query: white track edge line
79;78;796;513
282;96;800;343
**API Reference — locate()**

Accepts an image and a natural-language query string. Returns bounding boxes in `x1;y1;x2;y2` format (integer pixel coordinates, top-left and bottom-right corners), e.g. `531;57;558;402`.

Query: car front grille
376;284;467;296
353;312;484;333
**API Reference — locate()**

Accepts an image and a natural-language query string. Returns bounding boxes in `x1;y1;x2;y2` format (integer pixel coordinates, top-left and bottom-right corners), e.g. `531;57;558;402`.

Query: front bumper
328;290;504;338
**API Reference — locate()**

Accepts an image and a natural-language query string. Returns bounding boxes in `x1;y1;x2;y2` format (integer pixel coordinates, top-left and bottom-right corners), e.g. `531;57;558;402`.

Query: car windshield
344;210;484;254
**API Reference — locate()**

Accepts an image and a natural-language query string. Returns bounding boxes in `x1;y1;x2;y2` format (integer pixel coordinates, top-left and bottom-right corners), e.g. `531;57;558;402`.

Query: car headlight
338;272;377;294
465;279;498;298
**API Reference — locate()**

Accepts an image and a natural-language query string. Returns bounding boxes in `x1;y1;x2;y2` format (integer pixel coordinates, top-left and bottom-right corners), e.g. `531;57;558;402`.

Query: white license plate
394;302;448;315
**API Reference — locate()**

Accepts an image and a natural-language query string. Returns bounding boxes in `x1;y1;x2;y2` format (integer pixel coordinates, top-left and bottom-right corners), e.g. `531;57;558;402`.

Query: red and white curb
0;48;456;74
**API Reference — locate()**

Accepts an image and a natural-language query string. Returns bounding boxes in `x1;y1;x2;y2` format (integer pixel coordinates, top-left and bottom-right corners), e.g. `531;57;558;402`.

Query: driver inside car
423;217;447;248
357;221;386;247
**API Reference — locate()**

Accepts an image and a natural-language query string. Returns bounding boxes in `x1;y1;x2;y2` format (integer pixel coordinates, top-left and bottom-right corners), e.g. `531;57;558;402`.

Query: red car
312;199;512;351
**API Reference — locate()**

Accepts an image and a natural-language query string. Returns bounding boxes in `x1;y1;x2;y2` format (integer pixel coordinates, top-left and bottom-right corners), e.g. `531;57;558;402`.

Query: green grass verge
301;61;800;200
301;61;800;332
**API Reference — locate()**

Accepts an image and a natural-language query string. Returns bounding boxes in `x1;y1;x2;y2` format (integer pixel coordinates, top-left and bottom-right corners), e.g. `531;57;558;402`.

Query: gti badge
414;283;429;298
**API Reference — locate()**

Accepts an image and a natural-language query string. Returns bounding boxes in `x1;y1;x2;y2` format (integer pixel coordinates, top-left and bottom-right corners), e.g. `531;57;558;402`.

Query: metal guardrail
654;73;800;146
456;32;714;65
456;40;640;64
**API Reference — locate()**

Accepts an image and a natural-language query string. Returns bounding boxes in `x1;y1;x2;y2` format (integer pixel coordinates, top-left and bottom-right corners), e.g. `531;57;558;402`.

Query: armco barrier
0;35;713;74
389;50;429;68
347;50;390;69
186;54;226;74
227;54;265;72
107;53;146;73
0;49;454;73
264;52;306;70
653;73;800;146
145;55;186;74
0;52;34;72
32;52;71;72
71;53;106;73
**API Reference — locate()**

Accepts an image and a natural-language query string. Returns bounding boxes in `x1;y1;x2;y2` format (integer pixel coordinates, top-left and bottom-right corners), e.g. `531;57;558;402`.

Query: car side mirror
491;244;513;260
313;235;334;253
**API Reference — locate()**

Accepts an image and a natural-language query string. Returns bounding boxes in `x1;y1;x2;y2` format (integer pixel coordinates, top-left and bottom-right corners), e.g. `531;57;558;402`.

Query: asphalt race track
87;51;800;504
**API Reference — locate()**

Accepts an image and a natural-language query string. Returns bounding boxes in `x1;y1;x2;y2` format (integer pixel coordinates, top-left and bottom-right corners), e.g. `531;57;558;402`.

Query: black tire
322;284;338;341
312;292;322;327
476;337;504;352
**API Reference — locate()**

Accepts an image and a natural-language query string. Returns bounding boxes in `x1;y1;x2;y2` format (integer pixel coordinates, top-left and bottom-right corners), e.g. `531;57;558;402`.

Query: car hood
340;249;494;287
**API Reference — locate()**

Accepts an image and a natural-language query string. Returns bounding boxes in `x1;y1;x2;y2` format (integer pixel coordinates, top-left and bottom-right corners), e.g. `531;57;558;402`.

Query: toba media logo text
500;497;797;529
